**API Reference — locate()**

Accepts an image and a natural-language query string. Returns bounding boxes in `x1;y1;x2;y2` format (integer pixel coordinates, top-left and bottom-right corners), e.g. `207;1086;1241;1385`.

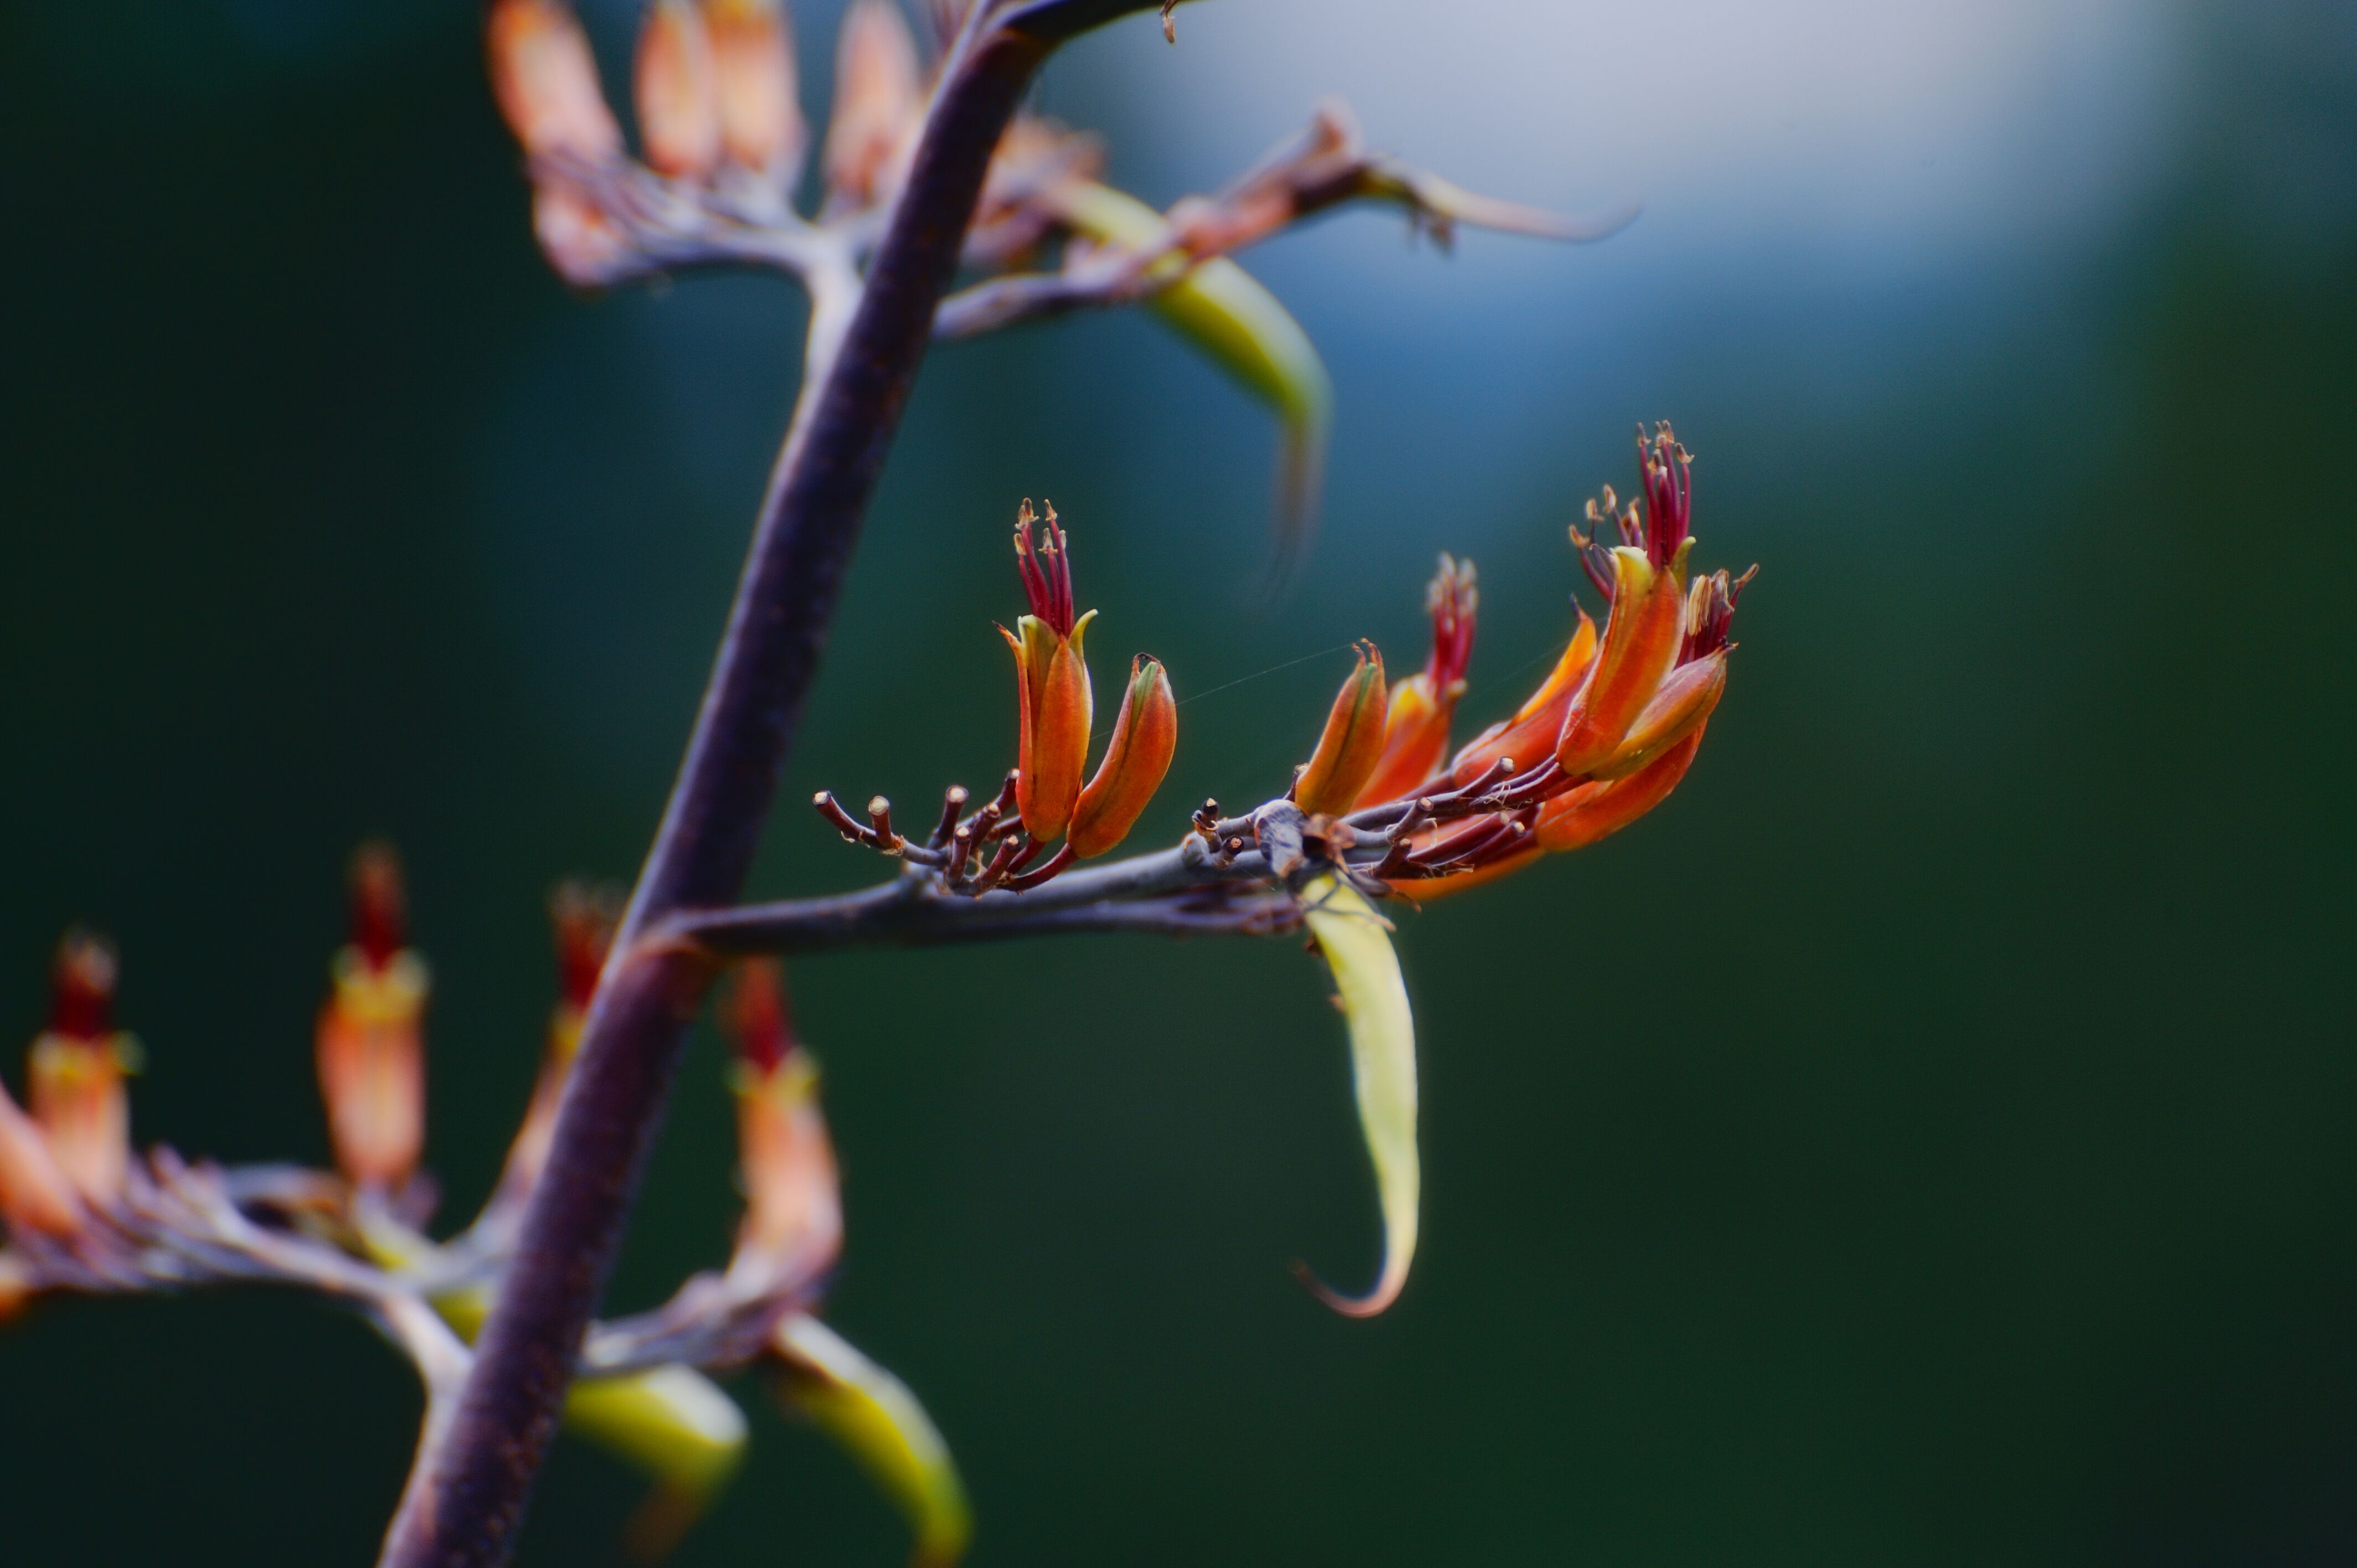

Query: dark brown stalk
377;6;1174;1564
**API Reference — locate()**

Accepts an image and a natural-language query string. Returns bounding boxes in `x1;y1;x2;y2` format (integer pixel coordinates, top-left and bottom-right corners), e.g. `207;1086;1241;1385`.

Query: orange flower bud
1357;555;1476;808
636;0;723;180
1001;502;1098;844
1535;728;1705;853
701;0;806;178
27;932;137;1208
1447;608;1596;788
1069;656;1177;858
823;0;920;209
0;1076;81;1240
1293;642;1388;817
487;0;622;163
316;844;429;1192
723;962;841;1279
1552;542;1687;776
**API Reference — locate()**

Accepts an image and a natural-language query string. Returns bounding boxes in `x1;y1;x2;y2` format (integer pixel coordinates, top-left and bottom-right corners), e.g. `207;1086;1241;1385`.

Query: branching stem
373;7;1175;1564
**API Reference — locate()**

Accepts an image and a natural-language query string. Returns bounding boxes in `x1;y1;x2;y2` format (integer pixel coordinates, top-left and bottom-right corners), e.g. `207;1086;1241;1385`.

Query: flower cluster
1310;424;1752;896
816;501;1176;893
0;851;966;1564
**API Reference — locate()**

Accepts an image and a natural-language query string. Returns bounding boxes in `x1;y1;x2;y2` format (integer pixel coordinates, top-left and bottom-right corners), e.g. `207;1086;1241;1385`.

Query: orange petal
1069;657;1178;858
487;0;622;162
1535;726;1705;852
1022;633;1093;842
636;0;723;180
1448;610;1595;787
1294;643;1388;816
1355;673;1457;809
0;1077;81;1239
702;0;805;177
1554;545;1688;776
1591;649;1726;782
27;1036;128;1207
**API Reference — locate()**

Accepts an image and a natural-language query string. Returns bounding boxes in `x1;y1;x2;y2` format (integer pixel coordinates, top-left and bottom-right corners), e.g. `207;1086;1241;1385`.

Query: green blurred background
3;0;2353;1562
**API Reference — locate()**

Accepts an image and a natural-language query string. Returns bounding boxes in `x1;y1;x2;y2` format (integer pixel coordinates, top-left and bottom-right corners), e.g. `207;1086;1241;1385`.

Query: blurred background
2;0;2354;1561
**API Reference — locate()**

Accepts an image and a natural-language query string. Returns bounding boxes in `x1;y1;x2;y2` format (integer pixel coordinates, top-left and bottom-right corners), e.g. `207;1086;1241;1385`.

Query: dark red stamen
725;958;792;1076
1679;563;1757;665
1423;554;1478;690
1638;422;1692;569
48;930;117;1041
348;843;408;971
1012;499;1078;637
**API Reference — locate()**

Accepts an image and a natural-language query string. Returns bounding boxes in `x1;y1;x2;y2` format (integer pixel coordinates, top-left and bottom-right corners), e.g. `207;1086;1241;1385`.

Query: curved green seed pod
1053;180;1334;577
1297;873;1418;1317
773;1313;973;1568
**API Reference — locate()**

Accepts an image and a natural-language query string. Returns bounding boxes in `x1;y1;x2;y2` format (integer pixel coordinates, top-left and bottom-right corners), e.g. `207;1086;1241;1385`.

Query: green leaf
1299;873;1419;1317
773;1313;973;1568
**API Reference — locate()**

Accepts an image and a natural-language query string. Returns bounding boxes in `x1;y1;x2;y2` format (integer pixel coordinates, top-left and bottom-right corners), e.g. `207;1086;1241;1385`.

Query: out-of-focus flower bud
636;0;723;180
999;502;1097;844
27;931;138;1207
0;1075;81;1240
702;0;806;179
823;0;920;210
1068;656;1176;858
1536;728;1706;853
724;961;841;1281
1293;642;1387;817
1357;555;1476;807
487;0;622;163
495;880;622;1208
316;844;430;1192
1447;608;1595;788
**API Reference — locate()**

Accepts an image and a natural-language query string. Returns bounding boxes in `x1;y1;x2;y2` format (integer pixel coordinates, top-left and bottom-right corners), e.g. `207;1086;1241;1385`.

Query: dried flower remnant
316;843;430;1192
27;932;138;1207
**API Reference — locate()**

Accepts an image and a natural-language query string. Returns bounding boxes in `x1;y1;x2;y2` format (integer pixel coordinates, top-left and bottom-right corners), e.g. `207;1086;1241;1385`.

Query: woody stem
373;6;1178;1565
